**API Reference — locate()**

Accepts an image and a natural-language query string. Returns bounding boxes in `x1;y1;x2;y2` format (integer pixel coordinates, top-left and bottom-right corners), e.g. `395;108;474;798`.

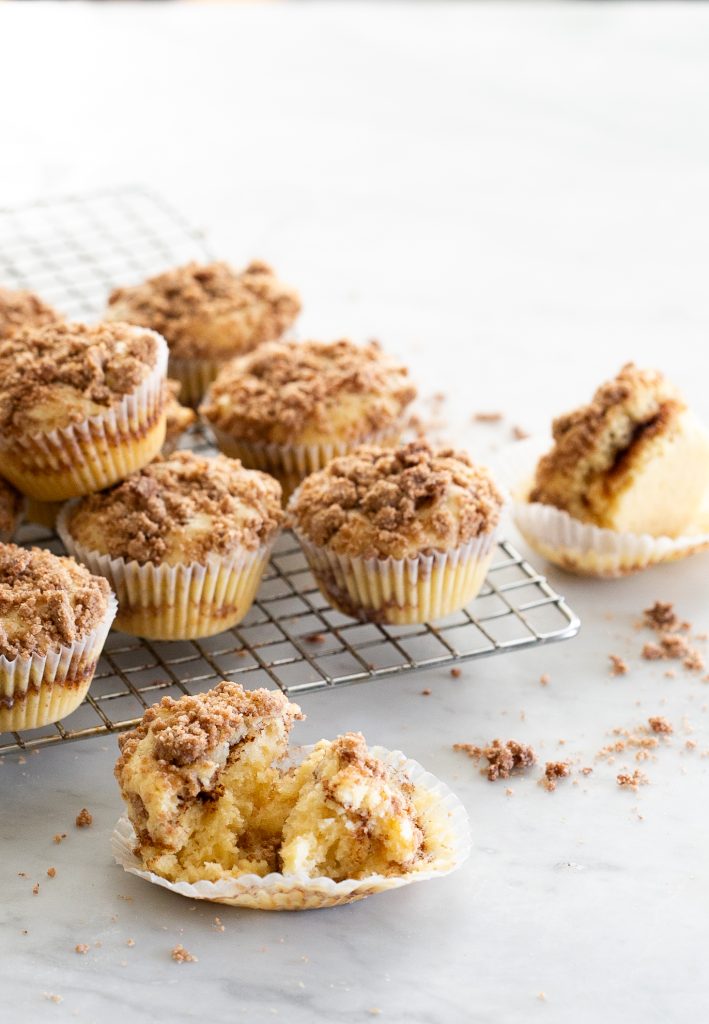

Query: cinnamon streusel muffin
289;440;504;624
58;451;283;639
162;379;197;454
106;261;300;405
200;339;417;500
0;321;168;501
0;544;116;731
0;286;62;339
0;477;22;542
114;682;465;909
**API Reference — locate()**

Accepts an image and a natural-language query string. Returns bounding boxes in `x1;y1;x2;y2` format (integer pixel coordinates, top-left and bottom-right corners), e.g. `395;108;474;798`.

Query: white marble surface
3;2;709;1021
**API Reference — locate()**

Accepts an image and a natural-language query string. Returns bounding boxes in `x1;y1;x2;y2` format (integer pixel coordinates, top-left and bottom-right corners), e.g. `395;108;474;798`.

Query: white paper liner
495;437;709;577
0;327;168;500
111;744;471;911
0;592;117;731
57;504;275;639
293;527;497;624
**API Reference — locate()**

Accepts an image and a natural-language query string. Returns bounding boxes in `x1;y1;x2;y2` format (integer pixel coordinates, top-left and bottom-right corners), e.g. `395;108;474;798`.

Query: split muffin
289;440;504;624
200;339;417;500
106;260;300;405
0;477;23;543
57;451;282;640
0;286;62;339
0;544;116;732
0;321;168;501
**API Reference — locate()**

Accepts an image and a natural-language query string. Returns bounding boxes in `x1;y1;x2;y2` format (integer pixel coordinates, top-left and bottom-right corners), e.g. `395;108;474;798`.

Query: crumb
75;944;89;955
32;883;39;895
539;673;550;686
643;601;681;632
53;833;67;844
473;411;503;423
213;917;225;933
18;871;27;878
305;633;325;644
505;787;514;797
686;739;697;750
368;1011;382;1017
537;992;547;1002
648;716;673;735
512;425;530;441
43;994;62;1004
684;650;705;672
642;642;664;661
421;688;431;696
608;654;628;676
540;761;570;792
453;738;536;781
117;894;133;902
171;944;198;963
75;808;92;828
46;867;56;878
450;667;461;679
665;670;677;679
580;767;593;776
617;769;648;791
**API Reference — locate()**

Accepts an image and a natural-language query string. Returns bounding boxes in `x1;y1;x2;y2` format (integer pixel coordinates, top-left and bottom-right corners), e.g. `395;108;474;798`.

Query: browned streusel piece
617;769;648;791
453;739;537;781
540;761;570;792
75;808;93;828
609;655;628;676
171;944;198;963
642;601;684;633
648;716;674;735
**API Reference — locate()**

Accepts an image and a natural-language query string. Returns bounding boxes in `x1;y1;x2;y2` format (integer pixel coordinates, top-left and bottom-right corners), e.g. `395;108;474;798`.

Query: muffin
289;440;504;624
0;544;116;732
515;364;709;576
0;477;23;542
114;682;467;909
162;379;197;454
0;321;168;501
200;339;417;500
0;286;62;339
57;451;283;640
106;260;300;405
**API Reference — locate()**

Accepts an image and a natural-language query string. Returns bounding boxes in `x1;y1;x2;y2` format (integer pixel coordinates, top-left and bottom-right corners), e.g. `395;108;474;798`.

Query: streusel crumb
453;739;537;781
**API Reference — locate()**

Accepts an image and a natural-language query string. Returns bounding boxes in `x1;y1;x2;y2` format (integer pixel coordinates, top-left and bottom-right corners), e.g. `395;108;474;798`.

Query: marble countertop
2;3;709;1021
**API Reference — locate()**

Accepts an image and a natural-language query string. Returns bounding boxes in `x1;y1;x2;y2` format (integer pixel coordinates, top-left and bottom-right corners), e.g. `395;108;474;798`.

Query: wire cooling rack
0;186;580;755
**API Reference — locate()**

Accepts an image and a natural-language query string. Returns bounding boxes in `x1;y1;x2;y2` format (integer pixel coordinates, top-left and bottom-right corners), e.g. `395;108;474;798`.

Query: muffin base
0;594;117;732
296;533;497;625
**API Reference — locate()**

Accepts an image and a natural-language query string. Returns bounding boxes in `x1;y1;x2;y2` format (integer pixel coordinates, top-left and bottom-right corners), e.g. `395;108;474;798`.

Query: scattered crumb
450;667;461;679
473;411;503;423
52;833;67;844
505;787;514;797
213;917;225;933
75;808;92;828
686;739;697;750
75;944;90;955
453;739;537;781
684;650;705;672
305;633;325;644
46;867;56;878
512;425;530;441
648;716;673;735
539;673;550;686
665;670;677;679
18;871;27;878
642;601;685;634
608;655;628;677
117;894;133;902
580;766;593;776
43;994;62;1004
540;761;570;792
368;1011;383;1017
171;944;198;963
32;883;39;895
642;642;664;661
421;688;431;696
537;992;547;1002
617;769;648;791
127;938;135;947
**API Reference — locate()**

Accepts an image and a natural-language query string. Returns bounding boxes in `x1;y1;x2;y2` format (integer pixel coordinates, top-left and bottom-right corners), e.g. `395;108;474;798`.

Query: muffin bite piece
0;321;168;501
529;363;709;537
106;260;300;405
0;477;22;542
0;286;62;339
162;379;197;454
0;544;116;732
200;339;417;500
289;440;503;623
58;451;283;639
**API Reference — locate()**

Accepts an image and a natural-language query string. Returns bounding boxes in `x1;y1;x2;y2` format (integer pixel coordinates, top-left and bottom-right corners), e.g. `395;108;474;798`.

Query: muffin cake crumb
171;944;198;963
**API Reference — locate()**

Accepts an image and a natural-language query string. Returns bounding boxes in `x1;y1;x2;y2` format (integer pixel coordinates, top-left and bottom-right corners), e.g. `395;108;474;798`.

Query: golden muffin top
0;321;164;438
0;543;110;659
106;260;300;361
0;286;62;339
200;339;417;446
289;440;503;559
63;451;283;566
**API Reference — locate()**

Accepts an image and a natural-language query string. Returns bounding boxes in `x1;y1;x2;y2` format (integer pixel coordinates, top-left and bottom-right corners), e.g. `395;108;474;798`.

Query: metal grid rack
0;187;580;755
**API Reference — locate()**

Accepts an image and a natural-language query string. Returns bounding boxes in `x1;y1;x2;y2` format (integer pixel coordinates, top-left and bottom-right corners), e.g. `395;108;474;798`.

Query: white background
2;4;709;1023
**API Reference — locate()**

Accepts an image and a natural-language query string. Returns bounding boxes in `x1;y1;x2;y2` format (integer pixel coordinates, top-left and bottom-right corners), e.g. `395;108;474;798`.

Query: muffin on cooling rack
57;450;283;640
200;339;417;501
0;286;62;339
515;363;709;576
162;379;197;454
0;321;168;502
0;477;23;543
105;260;301;406
288;440;504;625
0;543;116;732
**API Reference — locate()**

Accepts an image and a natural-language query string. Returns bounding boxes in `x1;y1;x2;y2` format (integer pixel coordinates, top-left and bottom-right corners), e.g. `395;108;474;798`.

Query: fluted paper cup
0;593;117;732
58;504;275;640
111;745;471;911
0;328;168;501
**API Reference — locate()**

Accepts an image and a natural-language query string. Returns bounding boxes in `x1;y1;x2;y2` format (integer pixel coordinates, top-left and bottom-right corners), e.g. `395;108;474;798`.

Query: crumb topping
65;451;283;564
0;287;61;338
200;339;416;444
0;477;22;539
0;321;161;436
540;761;570;792
75;808;93;828
530;363;684;522
107;260;300;360
0;545;110;659
290;441;503;559
453;738;537;781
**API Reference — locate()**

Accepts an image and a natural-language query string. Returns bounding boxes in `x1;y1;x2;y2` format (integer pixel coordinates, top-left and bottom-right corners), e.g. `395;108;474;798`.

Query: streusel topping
0;287;62;339
0;544;110;659
64;451;283;565
106;260;300;360
0;478;22;539
289;441;503;559
200;339;417;445
0;321;161;437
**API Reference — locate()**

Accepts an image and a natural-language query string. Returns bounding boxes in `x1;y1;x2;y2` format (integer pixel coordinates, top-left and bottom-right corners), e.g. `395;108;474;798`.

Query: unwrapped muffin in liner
0;592;117;732
112;744;471;911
